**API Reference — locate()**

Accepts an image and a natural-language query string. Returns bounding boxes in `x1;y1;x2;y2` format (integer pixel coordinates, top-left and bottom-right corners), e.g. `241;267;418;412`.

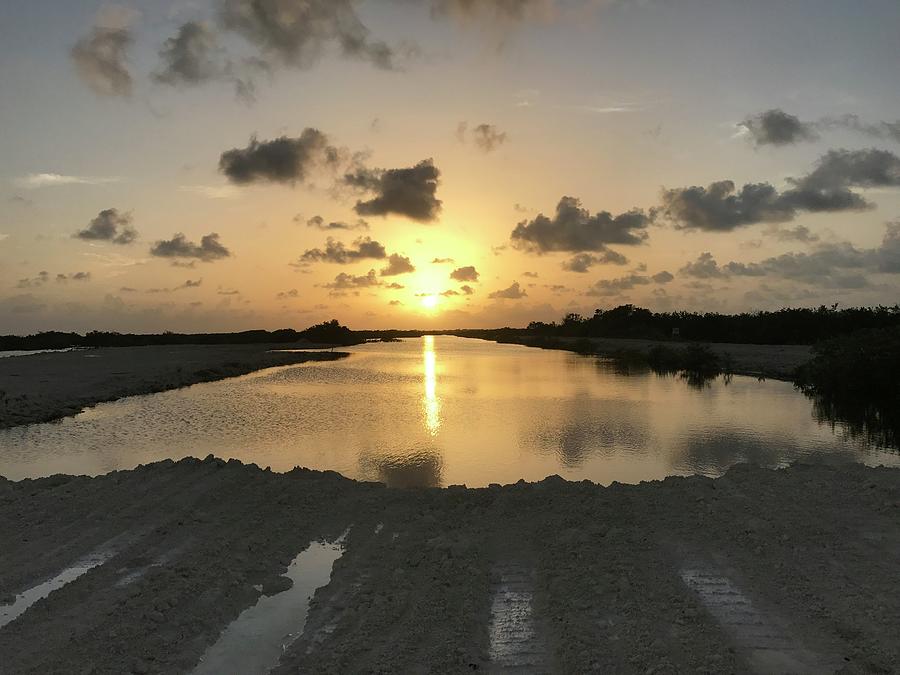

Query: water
192;535;346;675
0;337;896;485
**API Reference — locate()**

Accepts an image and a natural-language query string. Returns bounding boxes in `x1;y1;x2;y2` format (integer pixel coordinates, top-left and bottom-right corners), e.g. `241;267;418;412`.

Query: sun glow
420;294;439;310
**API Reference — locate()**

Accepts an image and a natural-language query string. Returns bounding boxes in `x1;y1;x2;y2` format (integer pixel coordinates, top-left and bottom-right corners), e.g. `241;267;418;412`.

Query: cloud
679;252;728;279
652;270;674;284
586;272;653;296
460;284;475;295
177;278;202;289
277;288;299;299
380;253;416;276
303;214;369;230
661;148;900;232
150;232;231;261
15;173;120;188
739;109;818;146
219;130;341;185
522;271;538;278
877;222;900;273
450;265;479;282
220;0;396;70
71;10;134;97
389;299;403;306
322;269;381;290
16;271;49;289
765;224;819;243
511;196;650;253
739;109;900;146
56;272;92;283
75;208;138;244
561;250;628;273
458;122;508;152
430;0;555;24
432;257;454;263
179;185;241;199
154;21;220;86
489;281;527;299
297;237;387;265
349;159;443;222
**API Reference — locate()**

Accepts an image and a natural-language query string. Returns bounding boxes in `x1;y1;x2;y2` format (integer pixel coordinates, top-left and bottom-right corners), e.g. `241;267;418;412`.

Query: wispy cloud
14;173;121;188
179;184;241;199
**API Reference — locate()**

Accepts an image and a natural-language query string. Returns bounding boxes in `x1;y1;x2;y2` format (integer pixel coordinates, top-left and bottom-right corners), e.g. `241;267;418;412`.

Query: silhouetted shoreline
0;345;348;429
1;458;898;672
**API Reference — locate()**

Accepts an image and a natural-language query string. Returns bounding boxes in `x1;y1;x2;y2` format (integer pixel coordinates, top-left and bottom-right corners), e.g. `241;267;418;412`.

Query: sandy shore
501;336;812;380
1;459;897;673
0;345;348;429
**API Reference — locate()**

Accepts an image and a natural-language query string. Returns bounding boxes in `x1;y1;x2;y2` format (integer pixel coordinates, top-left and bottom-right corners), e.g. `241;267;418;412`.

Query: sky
2;0;900;333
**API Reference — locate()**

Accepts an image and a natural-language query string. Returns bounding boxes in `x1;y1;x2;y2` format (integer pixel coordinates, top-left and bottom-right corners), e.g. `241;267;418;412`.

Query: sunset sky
3;0;900;333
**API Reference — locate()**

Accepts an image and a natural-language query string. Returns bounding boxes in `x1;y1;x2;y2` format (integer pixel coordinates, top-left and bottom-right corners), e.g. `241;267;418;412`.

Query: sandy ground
1;459;898;674
507;336;812;380
0;345;348;429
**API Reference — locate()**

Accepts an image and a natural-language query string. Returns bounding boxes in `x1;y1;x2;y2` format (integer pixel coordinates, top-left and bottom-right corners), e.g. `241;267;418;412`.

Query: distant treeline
0;319;359;351
520;304;900;345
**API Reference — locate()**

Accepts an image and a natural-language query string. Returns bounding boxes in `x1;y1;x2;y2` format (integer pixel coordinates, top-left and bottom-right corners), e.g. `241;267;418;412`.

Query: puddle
0;548;116;630
487;565;548;671
680;566;839;674
192;532;347;675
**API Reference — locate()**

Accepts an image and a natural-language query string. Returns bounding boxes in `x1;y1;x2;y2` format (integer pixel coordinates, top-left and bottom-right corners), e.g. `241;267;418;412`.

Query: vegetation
527;304;900;345
795;326;900;448
0;320;360;351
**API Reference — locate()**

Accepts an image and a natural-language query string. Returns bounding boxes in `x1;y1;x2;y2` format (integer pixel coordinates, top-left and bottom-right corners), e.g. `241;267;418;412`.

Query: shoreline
477;335;812;381
0;344;349;429
1;458;897;672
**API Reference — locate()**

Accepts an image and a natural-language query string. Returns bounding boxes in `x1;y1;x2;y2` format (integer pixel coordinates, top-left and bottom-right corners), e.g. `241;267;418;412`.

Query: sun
420;294;439;310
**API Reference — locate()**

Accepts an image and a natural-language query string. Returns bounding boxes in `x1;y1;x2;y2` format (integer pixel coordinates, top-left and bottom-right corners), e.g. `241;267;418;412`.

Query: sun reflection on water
422;335;441;435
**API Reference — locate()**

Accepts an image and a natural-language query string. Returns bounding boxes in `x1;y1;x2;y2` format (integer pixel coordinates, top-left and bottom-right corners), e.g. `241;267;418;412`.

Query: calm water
0;337;897;485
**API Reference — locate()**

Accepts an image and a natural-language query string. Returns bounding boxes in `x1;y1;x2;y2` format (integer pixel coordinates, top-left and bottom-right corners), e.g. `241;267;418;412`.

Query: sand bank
0;345;348;429
1;459;897;673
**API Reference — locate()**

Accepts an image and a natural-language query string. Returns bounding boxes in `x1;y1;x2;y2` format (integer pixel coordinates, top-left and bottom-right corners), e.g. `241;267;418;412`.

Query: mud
1;459;898;673
0;345;348;429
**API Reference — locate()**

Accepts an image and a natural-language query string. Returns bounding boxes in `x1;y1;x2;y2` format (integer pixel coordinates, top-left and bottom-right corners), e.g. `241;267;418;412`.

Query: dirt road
1;459;897;673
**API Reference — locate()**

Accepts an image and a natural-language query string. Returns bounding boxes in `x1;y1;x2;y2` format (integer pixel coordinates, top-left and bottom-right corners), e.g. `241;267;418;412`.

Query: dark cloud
561;250;628;273
488;281;526;299
739;109;818;146
440;289;460;296
16;271;49;289
220;130;340;185
154;21;220;86
150;232;231;262
220;0;396;70
177;279;203;289
680;252;728;279
432;257;454;263
389;299;403;306
380;253;416;276
877;222;900;273
586;272;653;297
765;224;819;243
56;272;92;283
277;288;299;299
458;122;508;152
385;282;405;289
661;148;900;232
652;270;674;284
522;271;538;278
450;265;479;282
302;214;369;230
75;208;138;245
297;237;387;265
349;159;442;222
322;269;381;290
460;284;475;295
71;17;133;97
511;196;650;253
819;114;900;144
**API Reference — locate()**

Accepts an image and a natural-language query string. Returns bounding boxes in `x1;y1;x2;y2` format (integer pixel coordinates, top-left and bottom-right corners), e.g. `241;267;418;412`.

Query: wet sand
0;345;348;429
501;336;812;380
1;459;898;673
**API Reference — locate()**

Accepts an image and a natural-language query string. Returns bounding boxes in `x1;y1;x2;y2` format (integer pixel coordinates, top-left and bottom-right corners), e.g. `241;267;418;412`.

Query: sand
1;459;898;673
0;345;348;429
505;336;812;380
